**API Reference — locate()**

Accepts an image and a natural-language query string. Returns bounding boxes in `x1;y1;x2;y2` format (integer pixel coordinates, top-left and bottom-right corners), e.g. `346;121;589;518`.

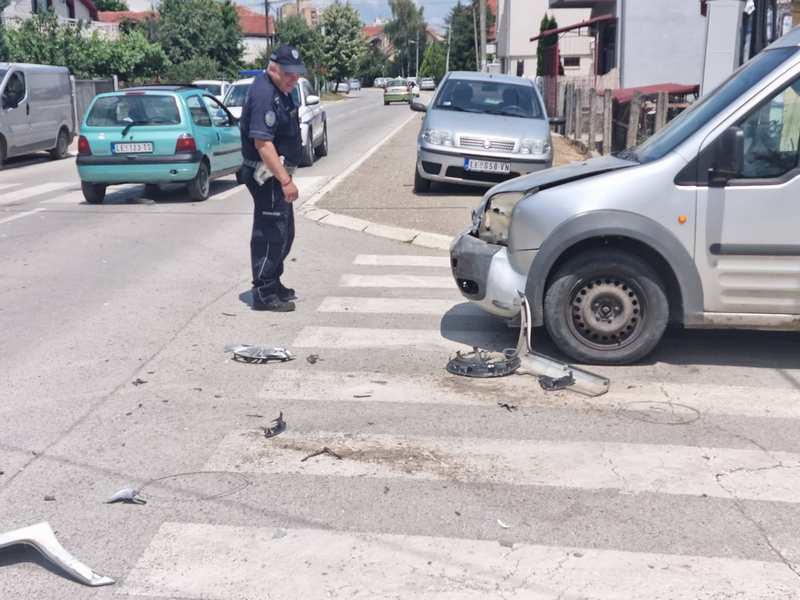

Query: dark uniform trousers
243;165;295;303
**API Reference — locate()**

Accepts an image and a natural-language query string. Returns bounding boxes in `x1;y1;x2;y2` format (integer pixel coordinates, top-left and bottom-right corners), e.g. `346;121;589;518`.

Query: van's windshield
631;47;796;164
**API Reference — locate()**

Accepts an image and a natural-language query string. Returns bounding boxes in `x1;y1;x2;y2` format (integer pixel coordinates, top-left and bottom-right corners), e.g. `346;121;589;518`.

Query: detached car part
225;344;295;363
446;347;520;377
0;522;114;587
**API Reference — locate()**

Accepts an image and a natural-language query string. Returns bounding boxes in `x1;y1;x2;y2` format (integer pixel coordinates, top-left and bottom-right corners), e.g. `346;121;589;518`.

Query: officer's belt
243;159;297;176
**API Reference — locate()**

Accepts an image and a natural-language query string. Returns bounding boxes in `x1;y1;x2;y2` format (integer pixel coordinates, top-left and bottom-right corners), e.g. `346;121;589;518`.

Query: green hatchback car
76;85;242;203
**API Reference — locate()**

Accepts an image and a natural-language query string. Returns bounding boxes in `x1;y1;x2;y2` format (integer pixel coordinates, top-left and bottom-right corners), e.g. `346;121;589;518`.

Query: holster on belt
244;157;297;186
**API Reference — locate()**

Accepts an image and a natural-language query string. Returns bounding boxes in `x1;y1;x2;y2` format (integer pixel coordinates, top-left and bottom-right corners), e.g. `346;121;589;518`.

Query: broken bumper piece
225;344;295;363
0;522;114;587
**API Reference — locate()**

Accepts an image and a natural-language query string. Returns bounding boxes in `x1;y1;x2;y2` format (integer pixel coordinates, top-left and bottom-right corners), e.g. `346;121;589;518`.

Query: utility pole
446;25;452;73
264;0;271;52
479;0;487;71
415;28;420;77
472;5;479;70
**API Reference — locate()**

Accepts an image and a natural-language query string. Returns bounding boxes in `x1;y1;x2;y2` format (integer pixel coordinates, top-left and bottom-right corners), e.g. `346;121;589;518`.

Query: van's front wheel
543;250;668;365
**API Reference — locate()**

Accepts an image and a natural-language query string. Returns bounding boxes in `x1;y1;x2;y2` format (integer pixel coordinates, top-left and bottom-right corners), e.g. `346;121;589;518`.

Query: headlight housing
421;129;454;146
519;138;552;155
477;191;526;245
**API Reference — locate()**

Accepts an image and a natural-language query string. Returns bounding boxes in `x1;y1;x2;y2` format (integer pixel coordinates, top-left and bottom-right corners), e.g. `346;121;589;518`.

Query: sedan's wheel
543;249;668;365
299;128;315;167
81;182;106;204
0;138;6;170
315;123;328;158
49;128;70;160
413;165;431;193
188;161;211;201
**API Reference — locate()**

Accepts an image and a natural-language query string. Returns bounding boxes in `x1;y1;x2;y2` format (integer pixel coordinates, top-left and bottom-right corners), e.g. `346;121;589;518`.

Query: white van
0;63;75;167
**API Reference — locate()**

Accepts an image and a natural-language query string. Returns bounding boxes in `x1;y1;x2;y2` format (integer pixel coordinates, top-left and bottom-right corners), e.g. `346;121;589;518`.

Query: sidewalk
315;114;587;238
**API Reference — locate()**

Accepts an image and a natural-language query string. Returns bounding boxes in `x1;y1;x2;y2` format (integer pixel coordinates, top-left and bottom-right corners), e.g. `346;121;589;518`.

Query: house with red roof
2;0;117;36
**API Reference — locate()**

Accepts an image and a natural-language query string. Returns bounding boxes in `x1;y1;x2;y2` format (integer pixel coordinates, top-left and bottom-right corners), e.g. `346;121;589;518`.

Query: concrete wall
620;0;707;87
497;0;593;77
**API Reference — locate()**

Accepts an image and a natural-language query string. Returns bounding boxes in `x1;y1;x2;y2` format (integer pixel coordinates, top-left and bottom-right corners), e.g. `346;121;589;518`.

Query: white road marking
0;183;21;192
120;522;800;599
317;296;457;315
206;430;800;503
0;207;46;225
212;185;245;200
340;274;454;288
258;370;800;419
292;326;508;351
0;182;69;205
354;254;450;268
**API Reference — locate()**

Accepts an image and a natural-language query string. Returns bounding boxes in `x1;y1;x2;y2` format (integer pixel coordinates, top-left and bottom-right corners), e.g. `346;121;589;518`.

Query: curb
298;111;454;252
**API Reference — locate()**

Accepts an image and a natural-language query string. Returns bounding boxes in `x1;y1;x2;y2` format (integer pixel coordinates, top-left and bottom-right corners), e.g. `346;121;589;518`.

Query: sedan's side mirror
306;94;320;106
709;126;744;187
410;99;427;113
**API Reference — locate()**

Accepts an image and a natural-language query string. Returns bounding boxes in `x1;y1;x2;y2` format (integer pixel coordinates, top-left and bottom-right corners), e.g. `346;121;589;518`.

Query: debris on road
225;344;295;364
246;413;265;418
306;354;321;364
262;412;286;439
221;312;236;317
353;393;372;398
0;522;115;587
497;402;518;412
106;487;146;505
497;519;511;529
300;447;343;462
131;378;147;386
446;347;519;378
447;295;610;397
43;495;56;502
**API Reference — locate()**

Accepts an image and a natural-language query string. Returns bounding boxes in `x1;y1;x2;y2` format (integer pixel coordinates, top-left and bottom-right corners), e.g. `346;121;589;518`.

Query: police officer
240;45;305;312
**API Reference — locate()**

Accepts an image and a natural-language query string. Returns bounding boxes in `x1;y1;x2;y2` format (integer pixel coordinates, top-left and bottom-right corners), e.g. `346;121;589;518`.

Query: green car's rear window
87;94;181;126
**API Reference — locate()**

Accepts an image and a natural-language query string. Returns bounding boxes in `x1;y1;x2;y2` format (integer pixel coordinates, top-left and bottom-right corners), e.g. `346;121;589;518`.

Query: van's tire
543;249;669;365
315;122;328;157
81;182;106;204
188;160;211;201
299;128;314;167
49;128;70;160
413;166;431;193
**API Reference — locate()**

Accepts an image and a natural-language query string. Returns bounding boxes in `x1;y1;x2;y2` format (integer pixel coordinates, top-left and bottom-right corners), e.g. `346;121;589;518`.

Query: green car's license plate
112;142;153;154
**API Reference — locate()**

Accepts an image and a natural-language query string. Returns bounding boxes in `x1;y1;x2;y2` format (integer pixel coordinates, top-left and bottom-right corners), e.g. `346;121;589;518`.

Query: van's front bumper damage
450;230;529;319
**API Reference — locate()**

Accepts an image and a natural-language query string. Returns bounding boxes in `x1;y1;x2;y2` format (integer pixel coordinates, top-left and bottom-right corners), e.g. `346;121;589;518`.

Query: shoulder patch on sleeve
265;111;276;127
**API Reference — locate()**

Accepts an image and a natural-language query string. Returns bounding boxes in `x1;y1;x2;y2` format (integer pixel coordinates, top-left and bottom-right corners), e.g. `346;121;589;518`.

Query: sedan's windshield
387;79;406;88
196;83;221;96
224;84;251;108
633;47;795;164
86;94;181;126
435;79;543;119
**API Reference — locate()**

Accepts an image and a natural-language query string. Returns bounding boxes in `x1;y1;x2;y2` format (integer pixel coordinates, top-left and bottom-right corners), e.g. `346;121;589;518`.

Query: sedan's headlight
421;129;453;146
519;138;551;155
478;191;526;245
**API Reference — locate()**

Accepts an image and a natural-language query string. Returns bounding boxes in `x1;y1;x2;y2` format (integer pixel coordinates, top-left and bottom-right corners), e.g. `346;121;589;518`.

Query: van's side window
738;79;800;179
2;72;26;109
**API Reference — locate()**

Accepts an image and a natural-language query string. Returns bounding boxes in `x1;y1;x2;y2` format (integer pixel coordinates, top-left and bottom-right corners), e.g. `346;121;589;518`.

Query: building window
563;56;580;68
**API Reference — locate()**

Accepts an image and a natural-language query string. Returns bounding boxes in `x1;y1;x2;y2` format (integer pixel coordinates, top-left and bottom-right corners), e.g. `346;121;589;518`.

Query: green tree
157;0;243;77
356;42;389;83
0;0;11;61
536;14;558;76
319;2;363;84
277;14;322;76
384;0;426;77
419;41;445;81
94;0;129;11
163;55;219;83
446;1;476;72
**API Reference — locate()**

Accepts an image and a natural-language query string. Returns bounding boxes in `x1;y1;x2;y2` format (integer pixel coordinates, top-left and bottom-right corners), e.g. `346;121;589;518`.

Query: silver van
451;30;800;365
0;63;75;167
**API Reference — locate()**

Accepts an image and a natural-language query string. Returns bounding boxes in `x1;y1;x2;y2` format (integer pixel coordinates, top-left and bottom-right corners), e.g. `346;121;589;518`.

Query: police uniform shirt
240;72;302;167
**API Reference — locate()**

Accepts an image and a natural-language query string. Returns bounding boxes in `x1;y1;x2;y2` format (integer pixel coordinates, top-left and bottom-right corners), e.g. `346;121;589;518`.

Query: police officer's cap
270;45;307;75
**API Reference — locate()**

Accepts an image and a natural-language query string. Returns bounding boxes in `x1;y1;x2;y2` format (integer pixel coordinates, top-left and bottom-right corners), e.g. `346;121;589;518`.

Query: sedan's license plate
464;159;511;174
112;142;153;154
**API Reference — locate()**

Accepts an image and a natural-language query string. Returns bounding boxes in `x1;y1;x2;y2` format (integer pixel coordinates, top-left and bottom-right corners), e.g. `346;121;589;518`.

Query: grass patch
321;92;347;102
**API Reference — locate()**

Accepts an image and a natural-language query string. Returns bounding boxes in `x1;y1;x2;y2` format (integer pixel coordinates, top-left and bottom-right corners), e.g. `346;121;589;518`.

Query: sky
125;0;465;31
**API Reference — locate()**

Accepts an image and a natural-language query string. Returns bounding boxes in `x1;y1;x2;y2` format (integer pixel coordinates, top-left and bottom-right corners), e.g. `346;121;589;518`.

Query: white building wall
243;37;268;63
497;0;593;77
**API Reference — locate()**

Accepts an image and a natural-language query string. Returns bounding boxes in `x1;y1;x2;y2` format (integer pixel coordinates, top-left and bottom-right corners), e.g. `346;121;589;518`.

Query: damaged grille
459;136;516;153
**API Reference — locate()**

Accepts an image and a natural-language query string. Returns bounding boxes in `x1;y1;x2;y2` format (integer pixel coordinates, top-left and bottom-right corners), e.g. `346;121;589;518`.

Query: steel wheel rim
199;165;209;195
566;275;647;351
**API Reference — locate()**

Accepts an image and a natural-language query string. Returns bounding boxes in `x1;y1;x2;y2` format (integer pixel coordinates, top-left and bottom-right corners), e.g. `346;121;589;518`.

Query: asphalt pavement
1;88;800;599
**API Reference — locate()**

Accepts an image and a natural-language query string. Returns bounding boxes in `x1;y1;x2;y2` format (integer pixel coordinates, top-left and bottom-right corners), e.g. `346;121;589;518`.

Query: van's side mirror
410;99;427;113
709;126;744;187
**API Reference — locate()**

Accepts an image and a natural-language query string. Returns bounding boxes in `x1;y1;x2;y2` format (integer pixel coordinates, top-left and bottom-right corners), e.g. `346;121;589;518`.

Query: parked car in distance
76;85;242;203
192;80;230;103
335;81;351;94
349;78;361;91
384;78;411;105
222;76;327;168
451;31;800;365
411;71;553;192
373;77;389;88
420;77;436;91
0;63;75;167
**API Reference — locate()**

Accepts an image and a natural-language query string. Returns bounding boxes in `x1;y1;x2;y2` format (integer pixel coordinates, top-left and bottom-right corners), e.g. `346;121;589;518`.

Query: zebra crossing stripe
317;296;458;315
292;326;512;351
0;183;21;192
0;182;69;205
205;430;800;503
259;370;800;419
354;254;450;268
340;274;455;288
120;522;800;599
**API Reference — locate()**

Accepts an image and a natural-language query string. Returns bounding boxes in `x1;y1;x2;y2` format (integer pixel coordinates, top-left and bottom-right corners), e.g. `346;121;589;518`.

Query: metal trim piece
709;243;800;256
0;522;114;587
77;152;202;166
